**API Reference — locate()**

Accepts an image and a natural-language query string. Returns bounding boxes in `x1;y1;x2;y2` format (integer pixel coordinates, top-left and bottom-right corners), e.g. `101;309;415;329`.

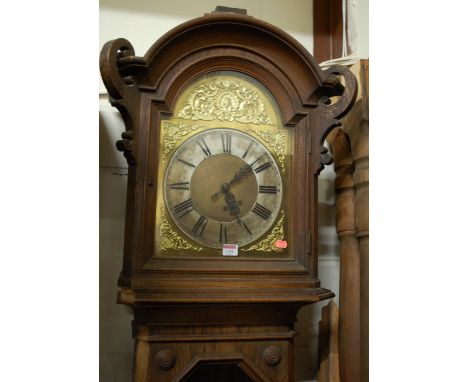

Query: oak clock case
100;9;357;382
157;72;289;257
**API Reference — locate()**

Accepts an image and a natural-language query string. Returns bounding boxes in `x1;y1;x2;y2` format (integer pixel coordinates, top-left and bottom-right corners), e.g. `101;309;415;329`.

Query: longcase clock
100;8;356;382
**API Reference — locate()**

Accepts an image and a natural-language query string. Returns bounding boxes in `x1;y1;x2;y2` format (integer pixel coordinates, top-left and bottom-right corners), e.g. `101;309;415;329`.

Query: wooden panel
313;0;343;63
317;300;340;382
132;304;298;382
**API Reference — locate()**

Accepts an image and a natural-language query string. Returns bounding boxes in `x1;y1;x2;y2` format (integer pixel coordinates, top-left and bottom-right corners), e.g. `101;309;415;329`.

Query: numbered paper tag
222;244;238;256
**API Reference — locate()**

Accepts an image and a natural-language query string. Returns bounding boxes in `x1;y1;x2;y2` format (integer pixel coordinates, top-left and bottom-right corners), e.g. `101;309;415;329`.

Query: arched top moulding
100;10;355;128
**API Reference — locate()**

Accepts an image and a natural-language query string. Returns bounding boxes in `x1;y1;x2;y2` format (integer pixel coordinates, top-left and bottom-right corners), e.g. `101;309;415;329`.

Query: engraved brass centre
190;154;258;223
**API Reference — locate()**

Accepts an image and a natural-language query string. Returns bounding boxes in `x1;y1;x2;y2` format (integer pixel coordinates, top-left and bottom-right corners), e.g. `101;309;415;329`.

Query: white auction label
222;244;238;256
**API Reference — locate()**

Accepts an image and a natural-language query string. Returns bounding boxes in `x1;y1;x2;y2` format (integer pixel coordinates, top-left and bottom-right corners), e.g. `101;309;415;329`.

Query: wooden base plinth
129;303;304;382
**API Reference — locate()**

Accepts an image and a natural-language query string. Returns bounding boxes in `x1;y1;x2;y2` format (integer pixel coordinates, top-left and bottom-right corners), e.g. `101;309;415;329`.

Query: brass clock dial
164;128;282;249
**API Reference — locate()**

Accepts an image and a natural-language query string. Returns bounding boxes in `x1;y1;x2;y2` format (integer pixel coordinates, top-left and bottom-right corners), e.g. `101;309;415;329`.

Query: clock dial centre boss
164;129;282;249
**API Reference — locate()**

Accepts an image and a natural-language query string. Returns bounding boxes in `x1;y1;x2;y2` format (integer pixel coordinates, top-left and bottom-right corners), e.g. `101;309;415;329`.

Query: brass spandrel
242;210;286;252
161;122;203;165
247;129;286;174
159;207;203;252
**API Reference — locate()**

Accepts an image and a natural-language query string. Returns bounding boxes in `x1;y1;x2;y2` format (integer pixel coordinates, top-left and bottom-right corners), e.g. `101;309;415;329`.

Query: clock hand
211;182;230;202
228;152;267;186
211;170;248;201
211;153;268;201
228;164;252;185
219;183;242;225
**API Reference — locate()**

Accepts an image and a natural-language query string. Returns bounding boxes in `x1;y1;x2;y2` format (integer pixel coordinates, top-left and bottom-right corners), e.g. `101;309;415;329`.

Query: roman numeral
177;158;196;168
259;185;278;194
219;223;227;243
173;198;193;218
252;203;271;220
192;215;208;237
197;137;212;156
169;182;190;190
254;161;272;173
221;133;232;154
242;141;253;159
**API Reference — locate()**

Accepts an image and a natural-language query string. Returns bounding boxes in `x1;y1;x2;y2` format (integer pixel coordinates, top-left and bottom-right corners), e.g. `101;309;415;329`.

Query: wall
99;1;340;381
99;97;133;382
99;0;316;94
352;0;369;58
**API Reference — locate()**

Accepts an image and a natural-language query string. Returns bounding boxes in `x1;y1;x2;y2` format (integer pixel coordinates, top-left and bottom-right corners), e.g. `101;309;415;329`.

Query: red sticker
275;240;288;248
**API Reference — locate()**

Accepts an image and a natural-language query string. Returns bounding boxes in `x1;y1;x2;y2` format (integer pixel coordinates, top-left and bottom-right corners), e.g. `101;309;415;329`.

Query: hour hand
223;189;242;222
211;182;230;202
223;200;242;211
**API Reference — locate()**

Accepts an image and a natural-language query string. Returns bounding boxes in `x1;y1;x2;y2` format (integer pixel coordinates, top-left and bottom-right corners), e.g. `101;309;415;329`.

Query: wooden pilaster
328;128;361;382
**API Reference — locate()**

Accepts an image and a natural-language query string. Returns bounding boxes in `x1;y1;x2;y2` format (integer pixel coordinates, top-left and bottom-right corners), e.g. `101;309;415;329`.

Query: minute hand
228;153;267;185
211;153;268;202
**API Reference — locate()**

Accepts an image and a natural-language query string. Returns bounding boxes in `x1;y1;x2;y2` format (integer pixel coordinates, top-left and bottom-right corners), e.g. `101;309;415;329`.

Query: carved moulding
317;66;358;142
177;78;273;125
309;65;357;176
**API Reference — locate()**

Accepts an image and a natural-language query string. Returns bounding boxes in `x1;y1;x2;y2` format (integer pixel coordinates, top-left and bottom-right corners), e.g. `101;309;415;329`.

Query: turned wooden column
328;128;361;382
349;61;369;382
339;60;369;382
354;131;368;382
